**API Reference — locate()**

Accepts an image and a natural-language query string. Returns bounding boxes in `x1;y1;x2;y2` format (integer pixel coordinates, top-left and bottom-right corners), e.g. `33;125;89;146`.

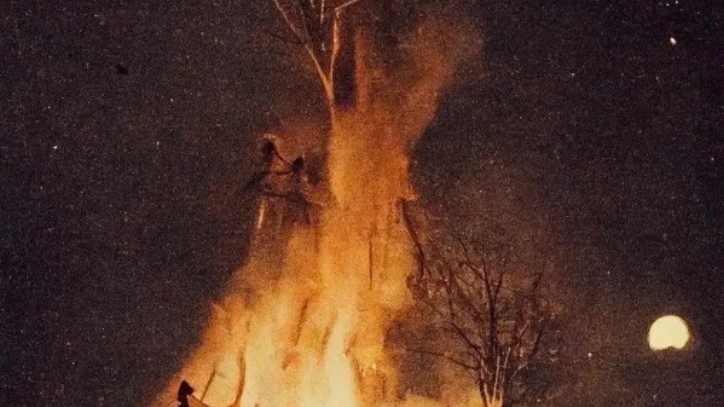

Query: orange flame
149;8;477;407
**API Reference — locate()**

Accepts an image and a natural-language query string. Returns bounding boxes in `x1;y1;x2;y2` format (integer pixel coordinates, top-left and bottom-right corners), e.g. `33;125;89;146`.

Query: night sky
2;1;723;406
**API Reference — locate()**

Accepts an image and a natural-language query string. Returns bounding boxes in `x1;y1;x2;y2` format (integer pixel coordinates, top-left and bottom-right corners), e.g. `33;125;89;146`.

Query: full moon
648;315;690;351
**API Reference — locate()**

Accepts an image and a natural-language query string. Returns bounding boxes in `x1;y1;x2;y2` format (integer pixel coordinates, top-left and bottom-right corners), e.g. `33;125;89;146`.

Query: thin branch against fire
403;347;479;371
269;0;368;107
271;0;334;102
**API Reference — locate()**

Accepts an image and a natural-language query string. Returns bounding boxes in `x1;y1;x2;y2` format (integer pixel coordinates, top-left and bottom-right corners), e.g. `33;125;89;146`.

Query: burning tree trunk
149;3;475;407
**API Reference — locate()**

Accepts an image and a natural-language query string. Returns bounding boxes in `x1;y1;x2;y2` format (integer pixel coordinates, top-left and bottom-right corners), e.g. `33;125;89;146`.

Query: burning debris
149;2;478;407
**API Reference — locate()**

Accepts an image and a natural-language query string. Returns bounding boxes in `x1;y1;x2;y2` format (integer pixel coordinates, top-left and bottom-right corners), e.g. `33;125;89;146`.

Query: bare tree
405;218;555;407
269;0;367;109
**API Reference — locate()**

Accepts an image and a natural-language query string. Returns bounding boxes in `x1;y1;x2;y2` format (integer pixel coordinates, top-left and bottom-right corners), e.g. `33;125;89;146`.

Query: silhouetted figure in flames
284;156;314;224
242;139;291;192
243;138;317;228
290;156;304;174
176;380;195;407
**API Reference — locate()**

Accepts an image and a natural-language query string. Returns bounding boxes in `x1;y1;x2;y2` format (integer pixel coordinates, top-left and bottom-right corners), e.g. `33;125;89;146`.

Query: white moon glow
648;315;690;351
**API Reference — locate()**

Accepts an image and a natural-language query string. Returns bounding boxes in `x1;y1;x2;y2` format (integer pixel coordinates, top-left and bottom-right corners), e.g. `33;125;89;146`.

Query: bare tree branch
335;0;365;12
406;219;553;407
403;347;479;371
268;0;368;108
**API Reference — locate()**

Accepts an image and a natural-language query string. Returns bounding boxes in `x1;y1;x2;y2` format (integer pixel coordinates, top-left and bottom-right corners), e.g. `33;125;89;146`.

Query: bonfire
150;2;476;407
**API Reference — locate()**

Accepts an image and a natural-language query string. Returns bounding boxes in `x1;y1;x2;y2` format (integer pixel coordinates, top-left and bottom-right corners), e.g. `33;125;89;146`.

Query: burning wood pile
150;2;482;407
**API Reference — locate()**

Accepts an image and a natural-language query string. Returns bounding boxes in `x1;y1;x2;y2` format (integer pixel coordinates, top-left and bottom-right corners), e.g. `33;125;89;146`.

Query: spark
669;37;677;46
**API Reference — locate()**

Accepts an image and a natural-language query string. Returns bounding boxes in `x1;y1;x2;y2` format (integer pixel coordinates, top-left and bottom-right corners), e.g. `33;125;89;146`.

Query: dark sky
2;1;723;406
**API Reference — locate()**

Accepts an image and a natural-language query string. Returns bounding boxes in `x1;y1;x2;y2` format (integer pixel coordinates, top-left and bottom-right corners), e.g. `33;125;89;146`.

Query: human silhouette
176;380;195;407
290;156;305;174
243;139;293;193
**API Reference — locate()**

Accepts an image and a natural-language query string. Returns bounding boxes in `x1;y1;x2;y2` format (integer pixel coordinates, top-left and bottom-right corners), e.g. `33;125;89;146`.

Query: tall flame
149;8;476;407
